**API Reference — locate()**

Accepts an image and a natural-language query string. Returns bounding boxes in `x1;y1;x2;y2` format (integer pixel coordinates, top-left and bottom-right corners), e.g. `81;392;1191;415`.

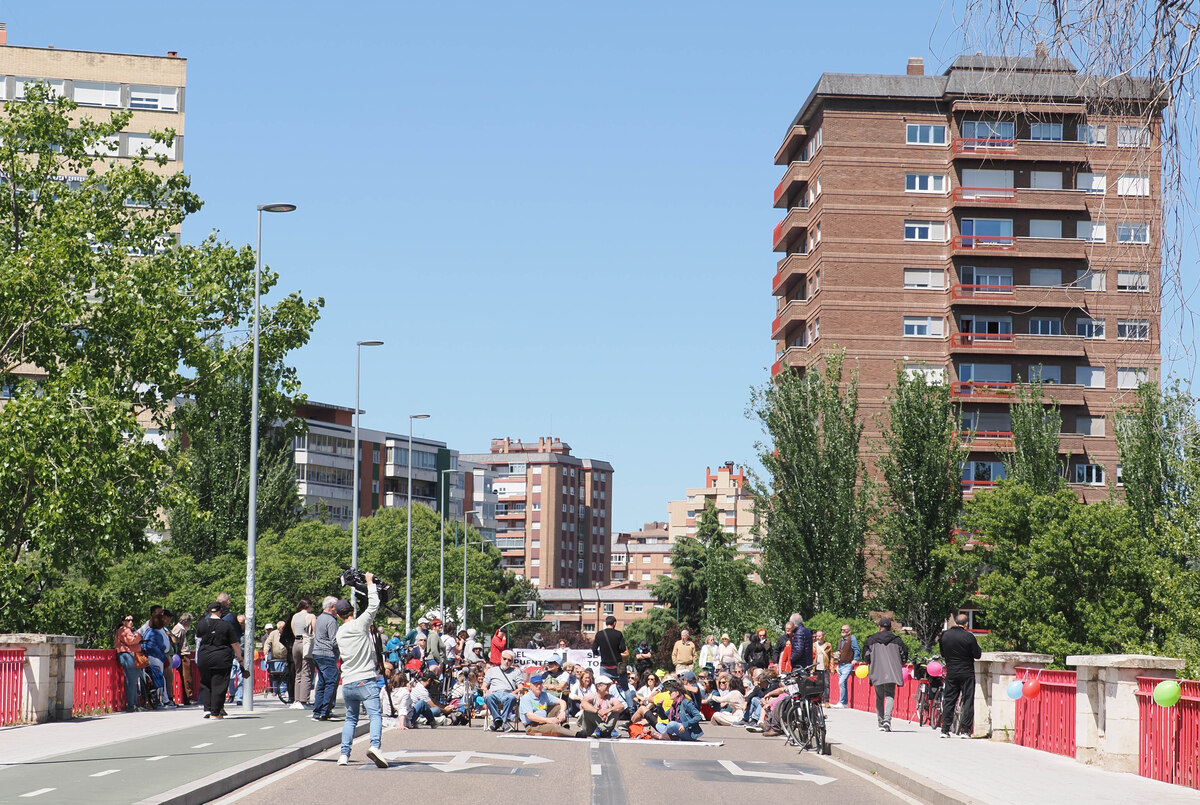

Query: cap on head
547;658;561;667
207;601;223;613
595;678;611;688
418;617;429;625
529;674;544;684
878;617;893;629
334;599;353;618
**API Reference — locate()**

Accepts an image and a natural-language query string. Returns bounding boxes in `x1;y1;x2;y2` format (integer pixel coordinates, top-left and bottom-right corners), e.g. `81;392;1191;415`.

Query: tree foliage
1004;379;1063;494
875;365;969;649
748;352;871;622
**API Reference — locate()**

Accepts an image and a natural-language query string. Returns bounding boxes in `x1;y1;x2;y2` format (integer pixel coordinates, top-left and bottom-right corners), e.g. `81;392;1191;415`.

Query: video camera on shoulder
338;567;393;610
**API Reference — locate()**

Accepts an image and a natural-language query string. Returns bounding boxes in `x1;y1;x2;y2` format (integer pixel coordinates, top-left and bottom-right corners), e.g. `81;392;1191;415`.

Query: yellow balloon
855;664;869;679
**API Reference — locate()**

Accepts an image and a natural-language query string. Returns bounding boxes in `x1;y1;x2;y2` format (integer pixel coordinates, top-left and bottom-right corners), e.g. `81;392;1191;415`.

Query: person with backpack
863;618;908;732
592;615;627;683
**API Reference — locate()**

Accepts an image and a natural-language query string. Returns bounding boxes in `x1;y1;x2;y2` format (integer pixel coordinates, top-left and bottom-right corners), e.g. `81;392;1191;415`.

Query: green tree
1004;379;1063;493
875;364;969;649
622;607;678;673
0;83;322;623
748;351;871;621
650;532;706;627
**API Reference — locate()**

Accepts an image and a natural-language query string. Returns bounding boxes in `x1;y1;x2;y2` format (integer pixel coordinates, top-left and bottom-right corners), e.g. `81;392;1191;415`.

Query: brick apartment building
460;437;614;588
539;587;661;636
610;521;672;588
770;55;1162;500
666;462;759;545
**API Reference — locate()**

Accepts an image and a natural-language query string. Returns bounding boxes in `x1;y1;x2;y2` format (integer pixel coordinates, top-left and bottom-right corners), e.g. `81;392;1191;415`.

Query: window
958;363;1011;383
1077;124;1107;145
904;220;946;242
641;572;651;581
1117;271;1149;292
1077;221;1106;242
642;555;651;564
1076;318;1105;339
1028;268;1061;287
1029;122;1063;141
1117;175;1151;196
73;80;121;107
531;558;540;567
85;135;120;156
128;133;176;160
624;603;633;613
129;85;179;111
903;316;945;338
15;77;65;99
603;603;614;615
961;266;1013;288
1077;366;1106;389
1030;170;1063;190
905;173;946;193
1029;219;1062;239
1117;367;1149;389
1074;464;1106;485
961;120;1015;143
906;364;947;383
1117;224;1149;243
1076;416;1105;437
961;218;1013;245
1117;126;1150;148
1029;318;1062;336
1075;269;1106;291
903;268;944;289
961;168;1014;195
963;461;1006;483
1117;319;1150;340
1076;172;1106;193
906;124;946;145
1029;364;1061;384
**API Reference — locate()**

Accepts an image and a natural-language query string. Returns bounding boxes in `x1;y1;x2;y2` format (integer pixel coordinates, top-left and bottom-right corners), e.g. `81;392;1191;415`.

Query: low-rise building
538;587;663;635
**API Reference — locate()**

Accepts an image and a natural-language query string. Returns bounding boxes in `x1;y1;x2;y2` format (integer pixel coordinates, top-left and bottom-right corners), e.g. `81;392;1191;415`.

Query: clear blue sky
6;3;1195;530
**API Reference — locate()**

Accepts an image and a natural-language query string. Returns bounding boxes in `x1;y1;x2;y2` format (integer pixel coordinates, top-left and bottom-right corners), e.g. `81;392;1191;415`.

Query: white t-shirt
571;681;598;705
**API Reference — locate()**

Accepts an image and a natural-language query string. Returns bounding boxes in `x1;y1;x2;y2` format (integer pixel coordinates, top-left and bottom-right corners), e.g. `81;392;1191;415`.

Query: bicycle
912;655;945;729
779;664;828;755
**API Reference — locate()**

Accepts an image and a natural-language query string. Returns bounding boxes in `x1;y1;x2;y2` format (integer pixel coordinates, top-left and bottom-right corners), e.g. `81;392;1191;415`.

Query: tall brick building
770;55;1162;499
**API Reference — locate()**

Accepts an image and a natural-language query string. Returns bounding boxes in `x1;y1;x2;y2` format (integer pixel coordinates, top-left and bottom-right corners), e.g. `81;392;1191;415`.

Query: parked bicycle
778;663;829;754
913;655;945;729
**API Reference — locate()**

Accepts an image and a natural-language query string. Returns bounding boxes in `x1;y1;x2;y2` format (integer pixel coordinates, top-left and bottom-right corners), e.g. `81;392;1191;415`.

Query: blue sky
7;3;1195;530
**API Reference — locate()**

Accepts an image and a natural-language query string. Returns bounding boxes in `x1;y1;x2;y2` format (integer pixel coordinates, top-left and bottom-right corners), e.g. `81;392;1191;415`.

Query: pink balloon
902;666;912;684
1023;680;1041;699
926;660;944;678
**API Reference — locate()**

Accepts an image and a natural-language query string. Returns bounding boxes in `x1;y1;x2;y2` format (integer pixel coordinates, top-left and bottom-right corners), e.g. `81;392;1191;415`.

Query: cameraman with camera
333;572;388;768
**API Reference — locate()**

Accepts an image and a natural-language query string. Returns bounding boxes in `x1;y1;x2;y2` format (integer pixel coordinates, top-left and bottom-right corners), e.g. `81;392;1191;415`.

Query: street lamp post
462;508;482;629
244;202;296;714
439;468;459;622
406;413;430;633
352;340;384;572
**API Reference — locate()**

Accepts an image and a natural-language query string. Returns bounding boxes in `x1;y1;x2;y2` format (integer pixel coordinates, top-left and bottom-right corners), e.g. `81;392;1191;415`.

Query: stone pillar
974;651;1053;740
1067;654;1185;773
0;634;81;722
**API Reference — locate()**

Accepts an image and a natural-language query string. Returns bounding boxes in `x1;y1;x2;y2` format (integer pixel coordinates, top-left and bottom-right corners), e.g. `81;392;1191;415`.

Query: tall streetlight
244;202;296;714
462;508;482;630
439;467;459;622
351;340;384;572
405;413;430;633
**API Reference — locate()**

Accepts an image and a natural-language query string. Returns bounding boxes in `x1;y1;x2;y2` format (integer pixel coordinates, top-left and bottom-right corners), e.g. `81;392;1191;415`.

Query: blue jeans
313;656;340;717
837;663;853;705
746;697;762;723
229;659;242;704
340;678;383;756
484;690;517;722
656;721;699;741
410;699;442;726
117;651;139;710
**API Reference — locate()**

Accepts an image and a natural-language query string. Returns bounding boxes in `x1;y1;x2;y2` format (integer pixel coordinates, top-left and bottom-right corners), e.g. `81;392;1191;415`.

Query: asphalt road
216;719;924;805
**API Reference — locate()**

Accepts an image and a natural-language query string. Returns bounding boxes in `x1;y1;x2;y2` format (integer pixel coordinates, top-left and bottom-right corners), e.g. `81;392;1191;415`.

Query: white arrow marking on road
90;770;120;777
717;759;836;785
192;743;213;749
19;788;55;797
381;750;553;773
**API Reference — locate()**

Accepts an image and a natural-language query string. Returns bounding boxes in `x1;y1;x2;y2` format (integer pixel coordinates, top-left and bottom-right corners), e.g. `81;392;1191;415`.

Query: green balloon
1153;680;1182;707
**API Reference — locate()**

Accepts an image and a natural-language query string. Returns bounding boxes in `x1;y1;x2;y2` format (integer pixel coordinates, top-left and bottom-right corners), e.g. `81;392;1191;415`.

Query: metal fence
1137;676;1200;790
0;648;25;725
72;649;126;714
1013;667;1077;757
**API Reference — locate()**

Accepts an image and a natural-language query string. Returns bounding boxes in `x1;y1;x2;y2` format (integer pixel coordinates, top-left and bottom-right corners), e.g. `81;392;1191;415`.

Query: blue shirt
385;636;402;664
519;690;559;725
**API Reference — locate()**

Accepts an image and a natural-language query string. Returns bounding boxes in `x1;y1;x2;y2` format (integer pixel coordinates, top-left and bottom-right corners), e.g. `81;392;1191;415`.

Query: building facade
538;587;662;636
666;462;758;543
460;437;614;589
771;55;1162;500
610;522;672;588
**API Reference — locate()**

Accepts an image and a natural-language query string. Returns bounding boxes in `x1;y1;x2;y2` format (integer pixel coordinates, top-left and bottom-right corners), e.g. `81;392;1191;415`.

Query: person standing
489;627;508;665
938;613;982;738
786;614;814;674
863;618;907;732
289;599;315;709
425;618;447;667
812;630;833;704
114;615;143;712
716;634;741;668
592;615;627;682
172;613;194;706
215;593;244;706
138;606;170;706
671;629;697;674
745;629;771;670
333;573;388;767
833;623;860;708
698;635;718;672
773;620;795;672
311;596;341;721
196;602;243;719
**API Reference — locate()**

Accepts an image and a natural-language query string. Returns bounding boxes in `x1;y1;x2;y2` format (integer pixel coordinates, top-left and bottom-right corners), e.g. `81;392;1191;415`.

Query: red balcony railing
951;284;1015;299
772;220;784;247
962;430;1014;442
771;359;784;378
953;137;1017;153
951;381;1016;398
961;479;998;493
952;333;1016;348
953;186;1017;203
953;235;1017;251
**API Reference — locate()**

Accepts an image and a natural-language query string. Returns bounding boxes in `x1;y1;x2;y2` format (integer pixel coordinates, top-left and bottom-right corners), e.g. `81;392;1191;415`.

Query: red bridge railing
1137;676;1200;790
73;649;126;714
0;648;24;725
1013;668;1077;757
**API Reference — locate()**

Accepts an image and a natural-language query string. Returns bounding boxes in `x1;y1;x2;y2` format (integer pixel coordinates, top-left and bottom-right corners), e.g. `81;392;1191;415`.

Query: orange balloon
1023;680;1042;699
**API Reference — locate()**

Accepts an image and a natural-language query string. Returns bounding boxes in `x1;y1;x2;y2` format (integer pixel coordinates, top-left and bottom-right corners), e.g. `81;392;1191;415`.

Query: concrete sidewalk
823;705;1198;805
0;695;362;804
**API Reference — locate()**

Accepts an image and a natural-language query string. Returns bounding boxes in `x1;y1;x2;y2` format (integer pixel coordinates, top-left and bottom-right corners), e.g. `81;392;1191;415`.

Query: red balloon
1023;680;1042;699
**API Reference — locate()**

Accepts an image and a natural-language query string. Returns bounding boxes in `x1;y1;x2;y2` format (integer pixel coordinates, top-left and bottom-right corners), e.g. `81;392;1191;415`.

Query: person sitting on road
520;674;574;737
569;668;598;723
650;681;703;741
541;658;569;695
409;670;445;728
745;667;784;733
482;650;523;731
580;677;626;738
708;673;747;726
382;669;410;730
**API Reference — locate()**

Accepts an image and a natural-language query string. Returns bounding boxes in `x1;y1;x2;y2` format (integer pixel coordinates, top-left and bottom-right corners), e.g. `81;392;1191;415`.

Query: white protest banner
511;648;601;673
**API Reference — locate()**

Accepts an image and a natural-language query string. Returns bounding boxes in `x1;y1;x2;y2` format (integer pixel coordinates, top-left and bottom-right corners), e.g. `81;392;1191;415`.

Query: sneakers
337;754;349;766
831;703;846;709
501;721;518;733
745;725;764;733
289;702;307;710
882;723;892;732
763;728;783;737
959;732;971;739
491;719;503;732
366;746;388;768
940;732;952;739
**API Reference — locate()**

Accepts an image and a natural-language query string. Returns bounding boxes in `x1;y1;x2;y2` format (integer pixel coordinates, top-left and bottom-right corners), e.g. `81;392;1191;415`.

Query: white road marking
90;770;120;777
212;739;367;804
192;742;213;749
19;789;55;798
284;719;297;724
813;754;927;805
260;726;274;730
146;755;169;762
591;763;602;776
718;759;836;785
590;739;600;749
228;733;245;738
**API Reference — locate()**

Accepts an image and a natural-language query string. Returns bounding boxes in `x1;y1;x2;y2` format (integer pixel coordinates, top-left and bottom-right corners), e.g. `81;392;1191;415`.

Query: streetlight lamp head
411;413;431;420
258;203;297;213
357;339;385;347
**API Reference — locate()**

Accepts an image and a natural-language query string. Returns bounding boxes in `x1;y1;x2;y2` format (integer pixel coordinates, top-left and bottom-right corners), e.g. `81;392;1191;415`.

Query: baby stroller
139;639;165;710
267;659;290;704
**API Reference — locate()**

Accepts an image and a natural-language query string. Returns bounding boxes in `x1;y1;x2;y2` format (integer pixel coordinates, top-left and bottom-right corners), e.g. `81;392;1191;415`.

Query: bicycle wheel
808;701;827;755
931;695;943;730
778;698;800;745
917;689;928;727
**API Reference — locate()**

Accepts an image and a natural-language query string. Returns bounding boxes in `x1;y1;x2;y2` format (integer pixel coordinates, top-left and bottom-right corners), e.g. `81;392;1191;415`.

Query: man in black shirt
592;615;627;683
938;613;982;738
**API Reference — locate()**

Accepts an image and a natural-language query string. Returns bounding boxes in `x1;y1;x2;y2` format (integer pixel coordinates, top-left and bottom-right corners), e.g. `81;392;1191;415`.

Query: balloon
171;654;182;670
1023;680;1041;699
1153;680;1182;707
855;664;869;679
1006;680;1024;700
926;660;944;678
902;666;912;684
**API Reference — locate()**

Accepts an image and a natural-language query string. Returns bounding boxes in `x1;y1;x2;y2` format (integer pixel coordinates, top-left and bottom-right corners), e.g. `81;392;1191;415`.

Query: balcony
952;235;1091;260
950;284;1095;308
961;430;1015;449
952;235;1016;254
773;161;811;208
951;332;1090;356
951;381;1089;406
494;537;526;551
952;332;1016;350
773;125;808;166
952;138;1090;163
772;252;808;295
772;206;812;252
771;298;812;340
961;479;998;497
952;187;1090;211
772;346;807;378
953;186;1016;204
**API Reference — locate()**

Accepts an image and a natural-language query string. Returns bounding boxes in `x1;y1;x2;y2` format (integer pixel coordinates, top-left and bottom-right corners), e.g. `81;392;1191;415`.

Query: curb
135;721;367;805
829;741;984;805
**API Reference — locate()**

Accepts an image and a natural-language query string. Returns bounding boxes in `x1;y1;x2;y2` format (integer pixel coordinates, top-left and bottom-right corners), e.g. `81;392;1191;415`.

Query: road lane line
20;789;55;797
90;769;120;777
591;763;602;776
260;725;274;730
814;754;926;805
146;755;169;762
284;719;297;724
228;733;245;738
192;742;213;748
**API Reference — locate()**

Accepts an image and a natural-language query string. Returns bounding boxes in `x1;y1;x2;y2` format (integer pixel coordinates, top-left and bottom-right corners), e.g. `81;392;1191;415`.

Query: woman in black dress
195;601;244;719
